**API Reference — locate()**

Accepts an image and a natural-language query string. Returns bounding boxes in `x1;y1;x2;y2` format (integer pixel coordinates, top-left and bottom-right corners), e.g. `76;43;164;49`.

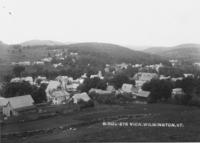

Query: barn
1;95;34;117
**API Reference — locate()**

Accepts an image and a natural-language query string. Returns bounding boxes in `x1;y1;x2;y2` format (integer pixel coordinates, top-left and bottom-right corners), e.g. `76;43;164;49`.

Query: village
0;47;198;121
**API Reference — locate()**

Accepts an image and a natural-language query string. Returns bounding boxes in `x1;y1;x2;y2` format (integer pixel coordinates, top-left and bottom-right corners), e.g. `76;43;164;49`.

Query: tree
3;81;34;98
159;67;183;77
142;79;173;103
110;74;130;89
78;77;107;92
3;74;13;83
13;65;25;77
31;83;47;103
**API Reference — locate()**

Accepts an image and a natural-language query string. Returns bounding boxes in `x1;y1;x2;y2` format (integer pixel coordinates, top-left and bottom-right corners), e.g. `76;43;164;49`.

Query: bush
78;99;94;109
173;94;191;105
89;92;135;104
89;92;117;104
188;96;200;107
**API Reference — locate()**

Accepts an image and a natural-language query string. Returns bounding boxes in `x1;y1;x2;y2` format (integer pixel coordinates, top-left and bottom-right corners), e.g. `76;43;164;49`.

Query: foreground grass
2;103;200;142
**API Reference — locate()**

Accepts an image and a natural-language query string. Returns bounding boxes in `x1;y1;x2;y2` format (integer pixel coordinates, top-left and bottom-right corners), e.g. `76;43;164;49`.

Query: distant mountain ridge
0;41;170;65
66;42;169;65
20;40;67;46
143;43;200;63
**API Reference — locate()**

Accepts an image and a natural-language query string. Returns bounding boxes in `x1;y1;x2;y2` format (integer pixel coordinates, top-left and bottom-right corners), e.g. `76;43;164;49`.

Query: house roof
52;90;70;98
73;92;91;103
137;90;150;98
89;88;112;94
172;88;184;94
0;97;9;106
140;73;158;81
5;95;34;109
121;83;133;92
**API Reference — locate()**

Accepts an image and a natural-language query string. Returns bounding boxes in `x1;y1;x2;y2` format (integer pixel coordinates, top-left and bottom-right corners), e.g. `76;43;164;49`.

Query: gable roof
6;95;34;109
0;97;9;107
137;90;150;98
89;88;112;94
140;73;158;81
73;92;91;103
52;90;70;98
121;83;133;92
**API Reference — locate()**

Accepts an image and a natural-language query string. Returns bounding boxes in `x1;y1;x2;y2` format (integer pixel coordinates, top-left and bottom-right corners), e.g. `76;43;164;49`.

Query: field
1;103;200;142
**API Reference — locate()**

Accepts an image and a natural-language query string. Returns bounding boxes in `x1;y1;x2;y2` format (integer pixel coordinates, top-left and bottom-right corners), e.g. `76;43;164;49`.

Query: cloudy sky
0;0;200;48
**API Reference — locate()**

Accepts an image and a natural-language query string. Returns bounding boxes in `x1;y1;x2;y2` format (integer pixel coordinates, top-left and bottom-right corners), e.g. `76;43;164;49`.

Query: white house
171;88;185;99
159;75;171;80
53;63;63;68
171;77;183;82
72;92;91;104
18;61;31;66
66;83;79;92
116;63;128;70
90;71;104;79
45;80;62;101
41;57;52;62
51;90;70;105
34;76;47;85
2;95;34;117
89;88;113;95
10;77;34;85
33;61;44;65
193;62;200;67
137;89;150;98
183;73;194;78
134;72;158;89
121;84;137;93
106;85;115;92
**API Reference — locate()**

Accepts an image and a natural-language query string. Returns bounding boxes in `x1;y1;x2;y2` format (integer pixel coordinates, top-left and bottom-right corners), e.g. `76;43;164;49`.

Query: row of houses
0;91;92;117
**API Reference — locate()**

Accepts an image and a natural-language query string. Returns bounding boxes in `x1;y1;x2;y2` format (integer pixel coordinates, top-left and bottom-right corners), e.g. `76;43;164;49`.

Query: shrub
188;96;200;107
78;99;94;109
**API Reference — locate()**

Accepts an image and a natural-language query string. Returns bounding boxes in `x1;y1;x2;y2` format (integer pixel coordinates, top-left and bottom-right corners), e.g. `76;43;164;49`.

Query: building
171;88;185;99
18;61;31;66
1;95;34;117
53;63;63;68
106;85;115;92
41;57;52;62
33;61;44;65
159;75;171;80
10;77;34;85
51;90;70;105
121;84;137;93
66;83;79;92
183;73;194;78
72;92;91;104
134;72;158;89
89;88;113;95
116;63;129;70
171;77;183;82
169;59;178;67
90;71;104;79
0;97;8;112
137;90;150;98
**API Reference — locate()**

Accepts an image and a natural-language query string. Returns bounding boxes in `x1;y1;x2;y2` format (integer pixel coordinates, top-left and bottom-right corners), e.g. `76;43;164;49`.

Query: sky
0;0;200;49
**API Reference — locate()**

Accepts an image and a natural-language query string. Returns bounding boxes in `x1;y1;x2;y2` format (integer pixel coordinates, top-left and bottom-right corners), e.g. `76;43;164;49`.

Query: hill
143;44;200;63
0;41;10;63
0;42;171;66
0;42;169;65
20;40;66;46
66;42;169;65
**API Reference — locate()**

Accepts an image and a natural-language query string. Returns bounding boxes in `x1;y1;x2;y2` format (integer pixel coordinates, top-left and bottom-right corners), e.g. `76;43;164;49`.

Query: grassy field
2;103;200;142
